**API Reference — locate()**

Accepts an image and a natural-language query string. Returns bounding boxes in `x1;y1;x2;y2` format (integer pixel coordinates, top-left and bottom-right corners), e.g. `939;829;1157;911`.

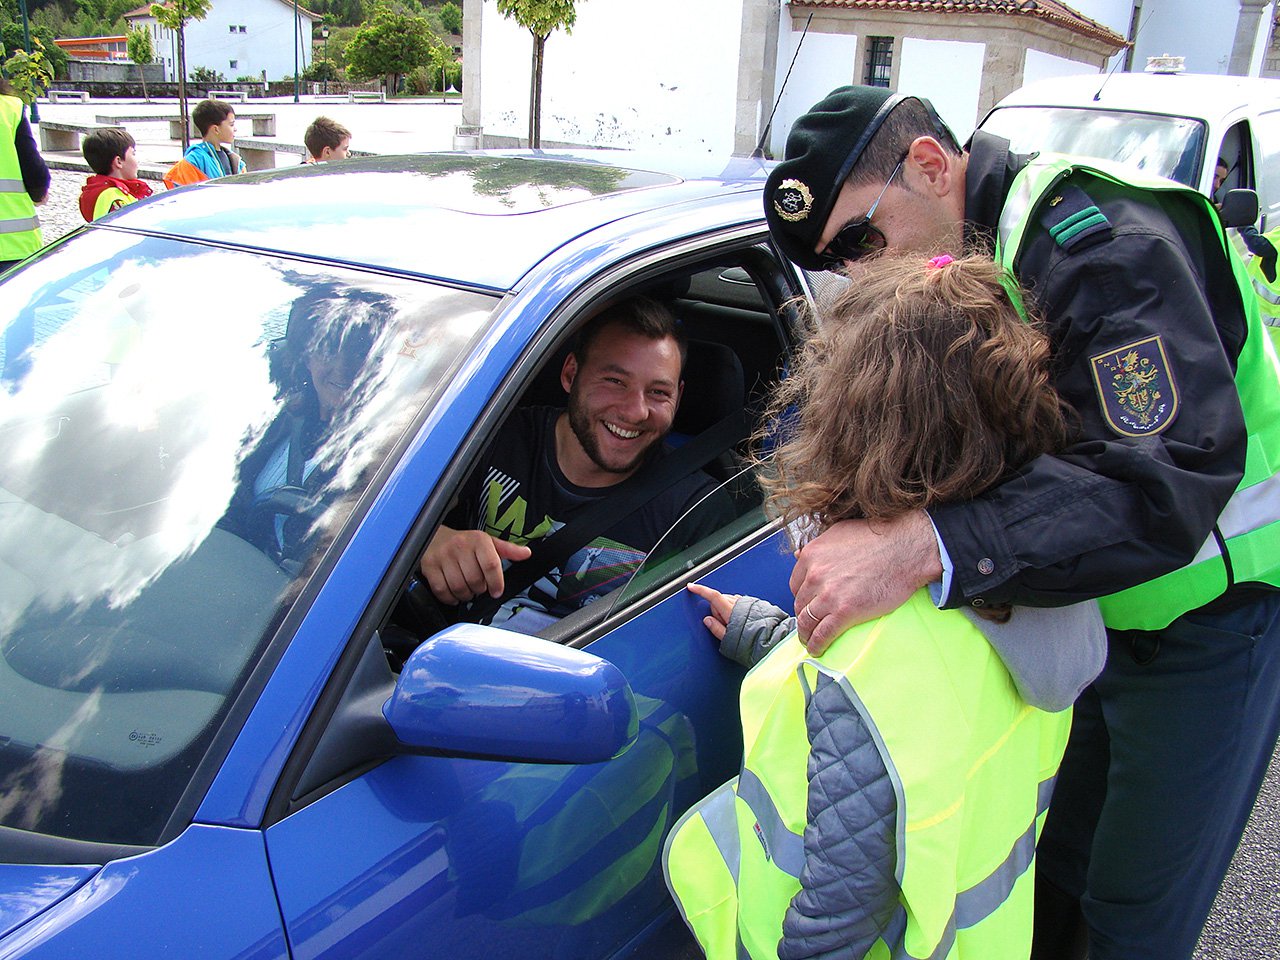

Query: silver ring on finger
802;603;820;624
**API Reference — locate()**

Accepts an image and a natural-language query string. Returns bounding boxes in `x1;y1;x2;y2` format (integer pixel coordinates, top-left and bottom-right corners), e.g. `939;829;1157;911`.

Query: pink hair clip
927;254;955;269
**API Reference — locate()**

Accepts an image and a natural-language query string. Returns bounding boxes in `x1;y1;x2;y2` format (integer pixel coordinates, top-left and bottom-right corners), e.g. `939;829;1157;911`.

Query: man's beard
567;390;656;476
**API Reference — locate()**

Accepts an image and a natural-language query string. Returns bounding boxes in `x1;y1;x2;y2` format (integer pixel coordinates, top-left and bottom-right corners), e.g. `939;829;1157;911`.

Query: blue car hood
0;864;98;940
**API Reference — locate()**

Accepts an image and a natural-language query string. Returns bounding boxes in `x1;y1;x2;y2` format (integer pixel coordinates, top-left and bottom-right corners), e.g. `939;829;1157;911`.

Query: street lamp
292;0;300;102
17;0;39;123
321;25;329;95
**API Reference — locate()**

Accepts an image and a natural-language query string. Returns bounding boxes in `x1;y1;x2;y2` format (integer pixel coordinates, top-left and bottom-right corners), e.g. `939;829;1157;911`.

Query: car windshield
0;231;495;849
981;106;1208;186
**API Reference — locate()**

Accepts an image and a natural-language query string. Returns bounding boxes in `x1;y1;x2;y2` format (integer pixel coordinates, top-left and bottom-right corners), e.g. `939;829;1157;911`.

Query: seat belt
467;408;748;624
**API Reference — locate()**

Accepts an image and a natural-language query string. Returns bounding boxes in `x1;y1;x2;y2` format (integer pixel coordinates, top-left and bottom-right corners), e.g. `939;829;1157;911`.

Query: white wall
480;0;742;153
1024;48;1097;86
1131;0;1247;74
176;0;311;82
899;37;983;140
768;20;859;158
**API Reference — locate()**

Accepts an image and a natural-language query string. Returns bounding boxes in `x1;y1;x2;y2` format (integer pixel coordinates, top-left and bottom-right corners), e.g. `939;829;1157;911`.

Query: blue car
0;152;803;958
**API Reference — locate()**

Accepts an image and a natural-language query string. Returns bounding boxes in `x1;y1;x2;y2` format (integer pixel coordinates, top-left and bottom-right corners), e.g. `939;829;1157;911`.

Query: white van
978;69;1280;229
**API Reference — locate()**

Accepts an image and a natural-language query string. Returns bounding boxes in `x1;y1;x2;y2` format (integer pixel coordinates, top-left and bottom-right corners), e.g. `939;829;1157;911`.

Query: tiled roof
789;0;1127;48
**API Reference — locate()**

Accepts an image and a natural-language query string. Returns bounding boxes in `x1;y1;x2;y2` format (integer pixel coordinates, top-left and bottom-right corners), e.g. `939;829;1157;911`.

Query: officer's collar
962;130;1031;253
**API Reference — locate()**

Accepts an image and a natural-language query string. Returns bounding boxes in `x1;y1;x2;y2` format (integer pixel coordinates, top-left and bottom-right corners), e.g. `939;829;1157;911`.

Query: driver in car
419;297;727;634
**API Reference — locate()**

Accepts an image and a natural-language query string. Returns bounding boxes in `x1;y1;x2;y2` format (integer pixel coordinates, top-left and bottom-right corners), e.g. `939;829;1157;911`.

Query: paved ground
24;96;1280;958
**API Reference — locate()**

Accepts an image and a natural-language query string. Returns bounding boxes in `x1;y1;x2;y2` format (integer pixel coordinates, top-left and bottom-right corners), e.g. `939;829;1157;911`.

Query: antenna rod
753;12;813;159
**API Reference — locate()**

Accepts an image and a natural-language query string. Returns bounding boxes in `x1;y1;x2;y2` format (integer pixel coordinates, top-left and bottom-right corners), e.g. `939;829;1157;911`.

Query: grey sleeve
717;596;795;667
777;671;900;960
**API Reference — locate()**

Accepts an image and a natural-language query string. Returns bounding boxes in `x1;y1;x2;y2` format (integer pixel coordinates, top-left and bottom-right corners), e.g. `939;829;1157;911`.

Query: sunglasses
819;156;906;270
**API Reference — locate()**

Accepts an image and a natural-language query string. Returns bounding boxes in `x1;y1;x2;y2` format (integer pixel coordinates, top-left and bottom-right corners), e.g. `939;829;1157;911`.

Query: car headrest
674;339;745;435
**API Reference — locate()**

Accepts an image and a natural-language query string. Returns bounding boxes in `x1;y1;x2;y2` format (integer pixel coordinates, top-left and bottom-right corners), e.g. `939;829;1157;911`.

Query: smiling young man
419;297;723;632
763;85;1280;960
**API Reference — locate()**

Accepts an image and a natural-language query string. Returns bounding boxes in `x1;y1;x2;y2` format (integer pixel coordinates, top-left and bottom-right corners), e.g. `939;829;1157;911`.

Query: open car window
393;249;790;649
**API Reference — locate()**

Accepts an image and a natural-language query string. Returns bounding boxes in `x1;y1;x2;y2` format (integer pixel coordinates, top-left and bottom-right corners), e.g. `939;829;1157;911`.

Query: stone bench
97;113;277;139
38;120;122;152
210;90;249;103
348;90;385;103
234;137;375;171
48;89;89;104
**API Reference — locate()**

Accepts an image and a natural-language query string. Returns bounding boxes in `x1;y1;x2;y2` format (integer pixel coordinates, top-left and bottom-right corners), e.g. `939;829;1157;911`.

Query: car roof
992;72;1280;124
103;151;773;291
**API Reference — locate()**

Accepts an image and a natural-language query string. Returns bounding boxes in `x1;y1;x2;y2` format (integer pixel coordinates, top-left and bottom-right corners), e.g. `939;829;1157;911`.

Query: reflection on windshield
982;106;1207;186
0;231;495;847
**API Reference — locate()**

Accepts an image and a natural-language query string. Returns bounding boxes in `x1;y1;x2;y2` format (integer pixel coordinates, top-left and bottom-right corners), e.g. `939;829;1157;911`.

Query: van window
1254;111;1280;227
981;106;1207;186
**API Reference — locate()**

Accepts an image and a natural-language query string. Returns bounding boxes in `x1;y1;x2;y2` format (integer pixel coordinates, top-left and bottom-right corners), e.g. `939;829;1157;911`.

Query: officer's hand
686;582;740;642
419;525;532;605
1243;232;1279;282
790;511;942;655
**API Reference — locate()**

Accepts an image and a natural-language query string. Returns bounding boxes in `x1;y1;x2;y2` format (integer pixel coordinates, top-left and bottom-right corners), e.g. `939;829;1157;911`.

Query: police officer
0;78;47;274
762;85;1280;960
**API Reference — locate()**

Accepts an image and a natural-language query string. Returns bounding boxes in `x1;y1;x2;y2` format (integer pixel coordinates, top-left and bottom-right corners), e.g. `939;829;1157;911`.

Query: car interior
385;246;795;660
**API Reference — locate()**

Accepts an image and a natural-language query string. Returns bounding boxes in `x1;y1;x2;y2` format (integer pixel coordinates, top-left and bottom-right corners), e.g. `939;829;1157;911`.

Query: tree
344;5;439;96
126;25;153;102
494;0;579;149
439;1;460;34
2;39;53;104
151;0;212;151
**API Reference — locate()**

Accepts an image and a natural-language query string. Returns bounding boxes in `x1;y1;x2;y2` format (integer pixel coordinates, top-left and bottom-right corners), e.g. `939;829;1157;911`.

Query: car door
260;238;800;960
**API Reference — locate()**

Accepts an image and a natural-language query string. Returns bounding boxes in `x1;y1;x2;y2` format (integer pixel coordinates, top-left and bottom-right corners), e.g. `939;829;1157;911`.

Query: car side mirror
1220;189;1260;229
385;623;638;764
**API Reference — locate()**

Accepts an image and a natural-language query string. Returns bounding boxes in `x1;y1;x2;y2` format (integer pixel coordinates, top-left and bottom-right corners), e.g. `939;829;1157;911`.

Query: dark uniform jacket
929;132;1248;611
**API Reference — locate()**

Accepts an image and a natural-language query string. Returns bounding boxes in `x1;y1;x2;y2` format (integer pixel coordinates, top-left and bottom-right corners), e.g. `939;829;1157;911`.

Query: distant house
53;35;131;62
463;0;1125;158
123;0;320;83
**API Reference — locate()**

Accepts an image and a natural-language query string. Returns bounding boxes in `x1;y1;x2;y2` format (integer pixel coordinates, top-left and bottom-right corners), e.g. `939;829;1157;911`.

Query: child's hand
686;582;738;642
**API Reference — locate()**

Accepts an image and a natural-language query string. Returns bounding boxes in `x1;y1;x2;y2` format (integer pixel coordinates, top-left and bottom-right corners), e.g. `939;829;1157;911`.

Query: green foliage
2;39;53;103
235;74;259;82
127;25;153;100
75;0;134;36
344;4;442;93
302;56;338;81
438;1;459;33
125;25;153;65
1;21;67;78
189;64;223;82
150;0;211;33
494;0;577;40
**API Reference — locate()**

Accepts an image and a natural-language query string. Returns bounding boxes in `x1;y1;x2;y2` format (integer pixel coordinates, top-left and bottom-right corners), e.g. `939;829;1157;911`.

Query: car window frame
263;226;799;822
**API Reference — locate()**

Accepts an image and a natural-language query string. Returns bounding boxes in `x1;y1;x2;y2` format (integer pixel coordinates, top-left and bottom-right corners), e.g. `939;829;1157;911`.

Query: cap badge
773;179;814;223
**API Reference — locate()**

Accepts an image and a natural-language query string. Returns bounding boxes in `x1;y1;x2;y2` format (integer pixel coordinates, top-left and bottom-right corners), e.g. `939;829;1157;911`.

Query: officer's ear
906;136;959;200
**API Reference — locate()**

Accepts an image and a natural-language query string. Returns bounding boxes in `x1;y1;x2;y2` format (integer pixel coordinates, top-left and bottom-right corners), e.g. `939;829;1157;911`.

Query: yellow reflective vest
1243;226;1280;352
0;95;42;265
664;591;1071;960
997;156;1280;631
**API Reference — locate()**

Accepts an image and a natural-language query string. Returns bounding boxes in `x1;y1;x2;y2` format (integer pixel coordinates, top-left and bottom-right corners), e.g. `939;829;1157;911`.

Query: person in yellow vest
664;253;1103;960
1214;156;1280;346
0;77;49;274
78;128;153;221
762;86;1280;960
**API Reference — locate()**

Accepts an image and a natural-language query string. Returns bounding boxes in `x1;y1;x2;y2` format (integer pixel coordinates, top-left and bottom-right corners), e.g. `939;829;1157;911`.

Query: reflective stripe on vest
0;97;42;261
664;594;1071;960
996;155;1280;630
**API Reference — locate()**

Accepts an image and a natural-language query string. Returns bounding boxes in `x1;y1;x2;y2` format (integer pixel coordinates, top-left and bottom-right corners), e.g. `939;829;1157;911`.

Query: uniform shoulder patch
1089;336;1179;436
1040;182;1111;253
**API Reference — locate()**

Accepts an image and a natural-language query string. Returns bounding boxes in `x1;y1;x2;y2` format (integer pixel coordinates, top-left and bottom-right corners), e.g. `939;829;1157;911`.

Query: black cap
764;85;912;271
